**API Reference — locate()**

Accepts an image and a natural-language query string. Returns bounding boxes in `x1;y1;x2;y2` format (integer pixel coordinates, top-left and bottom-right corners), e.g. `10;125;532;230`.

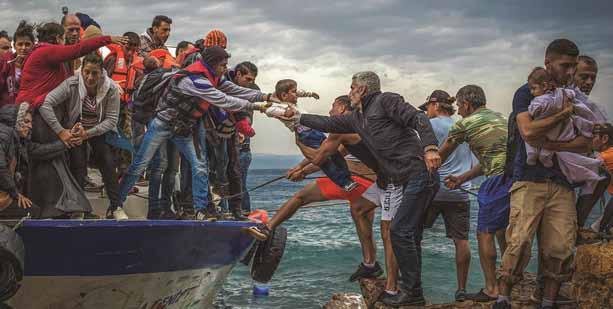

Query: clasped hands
58;122;88;148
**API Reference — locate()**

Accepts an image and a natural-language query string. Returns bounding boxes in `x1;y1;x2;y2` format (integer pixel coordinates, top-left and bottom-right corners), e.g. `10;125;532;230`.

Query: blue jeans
239;149;252;213
179;120;207;197
390;172;439;292
297;130;353;189
119;118;209;210
148;142;179;211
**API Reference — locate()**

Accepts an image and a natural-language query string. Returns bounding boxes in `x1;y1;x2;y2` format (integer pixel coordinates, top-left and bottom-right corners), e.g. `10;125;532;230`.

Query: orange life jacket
149;49;180;69
105;44;144;102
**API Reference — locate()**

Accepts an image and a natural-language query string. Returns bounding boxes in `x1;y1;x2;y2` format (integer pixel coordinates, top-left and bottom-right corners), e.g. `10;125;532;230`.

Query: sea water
216;169;604;308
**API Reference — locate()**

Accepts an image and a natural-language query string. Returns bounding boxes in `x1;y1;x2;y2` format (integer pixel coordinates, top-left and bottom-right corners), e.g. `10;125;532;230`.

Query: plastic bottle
252;281;270;297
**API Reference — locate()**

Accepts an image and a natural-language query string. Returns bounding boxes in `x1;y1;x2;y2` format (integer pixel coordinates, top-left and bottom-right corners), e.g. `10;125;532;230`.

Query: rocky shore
324;230;613;309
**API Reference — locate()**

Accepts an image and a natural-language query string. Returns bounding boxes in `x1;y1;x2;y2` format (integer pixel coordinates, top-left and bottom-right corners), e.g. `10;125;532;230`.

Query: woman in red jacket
0;21;35;108
16;22;127;109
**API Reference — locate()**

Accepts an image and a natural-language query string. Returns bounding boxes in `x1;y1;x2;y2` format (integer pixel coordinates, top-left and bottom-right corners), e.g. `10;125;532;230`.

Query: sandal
242;223;271;241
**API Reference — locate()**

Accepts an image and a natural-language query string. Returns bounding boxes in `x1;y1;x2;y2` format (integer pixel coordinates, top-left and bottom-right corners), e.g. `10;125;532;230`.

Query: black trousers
70;134;120;210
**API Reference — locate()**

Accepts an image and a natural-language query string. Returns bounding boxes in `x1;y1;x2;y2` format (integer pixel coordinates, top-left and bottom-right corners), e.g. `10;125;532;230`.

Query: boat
5;219;255;308
0;180;287;308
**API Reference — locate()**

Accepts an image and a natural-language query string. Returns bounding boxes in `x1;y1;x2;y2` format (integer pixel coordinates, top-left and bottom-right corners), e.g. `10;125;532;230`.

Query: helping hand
561;91;574;118
444;175;464;190
110;36;129;46
17;193;32;209
287;170;305;182
424;150;441;172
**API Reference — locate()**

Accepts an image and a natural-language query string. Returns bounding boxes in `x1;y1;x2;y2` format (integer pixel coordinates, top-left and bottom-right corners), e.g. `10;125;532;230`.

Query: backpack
131;68;177;124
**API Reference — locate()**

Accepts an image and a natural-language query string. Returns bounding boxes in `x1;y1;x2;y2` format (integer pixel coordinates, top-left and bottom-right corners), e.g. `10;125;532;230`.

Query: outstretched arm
300;114;356;134
445;164;483;189
42;36;113;64
438;138;460;164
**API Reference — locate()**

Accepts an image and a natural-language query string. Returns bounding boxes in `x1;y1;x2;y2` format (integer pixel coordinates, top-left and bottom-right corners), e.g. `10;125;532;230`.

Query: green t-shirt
447;108;508;177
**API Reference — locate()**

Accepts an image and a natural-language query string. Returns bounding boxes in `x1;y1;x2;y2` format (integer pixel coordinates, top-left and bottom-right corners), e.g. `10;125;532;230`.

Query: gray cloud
1;0;611;154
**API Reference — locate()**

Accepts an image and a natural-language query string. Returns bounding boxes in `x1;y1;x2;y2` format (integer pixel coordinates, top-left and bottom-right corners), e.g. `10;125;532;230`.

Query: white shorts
362;183;404;221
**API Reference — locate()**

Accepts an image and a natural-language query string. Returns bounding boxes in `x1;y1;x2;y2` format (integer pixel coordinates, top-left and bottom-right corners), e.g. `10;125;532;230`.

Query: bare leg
381;220;399;292
495;228;507;256
267;182;326;229
477;232;499;297
350;198;377;264
543;279;561;304
453;238;471;291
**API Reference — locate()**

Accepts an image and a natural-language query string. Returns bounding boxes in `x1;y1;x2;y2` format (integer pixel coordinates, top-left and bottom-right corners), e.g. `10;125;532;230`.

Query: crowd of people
0;10;612;309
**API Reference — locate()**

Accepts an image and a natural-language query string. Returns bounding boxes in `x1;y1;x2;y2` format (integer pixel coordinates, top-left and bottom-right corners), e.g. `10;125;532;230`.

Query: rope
129;175;288;203
128;172;377;204
12;213;30;231
302;201;349;209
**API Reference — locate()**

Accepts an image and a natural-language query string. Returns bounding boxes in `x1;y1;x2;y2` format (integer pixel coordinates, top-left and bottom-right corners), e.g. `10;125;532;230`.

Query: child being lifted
266;79;358;192
526;67;604;194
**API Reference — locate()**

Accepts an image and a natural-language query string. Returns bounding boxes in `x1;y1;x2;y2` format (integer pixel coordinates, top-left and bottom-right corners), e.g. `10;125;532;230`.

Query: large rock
327;230;613;309
327;273;574;309
358;274;542;309
323;293;368;309
573;237;613;308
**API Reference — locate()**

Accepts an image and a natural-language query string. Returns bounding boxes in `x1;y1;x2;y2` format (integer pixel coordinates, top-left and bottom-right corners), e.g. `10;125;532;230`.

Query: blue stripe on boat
15;220;256;276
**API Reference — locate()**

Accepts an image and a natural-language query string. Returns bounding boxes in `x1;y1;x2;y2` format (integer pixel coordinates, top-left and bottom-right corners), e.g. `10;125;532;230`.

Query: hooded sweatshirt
39;72;119;138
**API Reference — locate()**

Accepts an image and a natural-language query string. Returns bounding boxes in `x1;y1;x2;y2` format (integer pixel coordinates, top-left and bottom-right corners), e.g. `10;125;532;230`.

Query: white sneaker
113;207;129;220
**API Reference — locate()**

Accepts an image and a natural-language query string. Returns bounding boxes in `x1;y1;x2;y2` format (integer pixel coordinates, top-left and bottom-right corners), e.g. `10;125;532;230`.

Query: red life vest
178;60;219;119
105;44;144;102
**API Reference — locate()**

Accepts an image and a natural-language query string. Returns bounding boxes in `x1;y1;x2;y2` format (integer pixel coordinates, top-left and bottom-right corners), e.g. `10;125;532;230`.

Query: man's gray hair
352;71;381;94
456;85;486;109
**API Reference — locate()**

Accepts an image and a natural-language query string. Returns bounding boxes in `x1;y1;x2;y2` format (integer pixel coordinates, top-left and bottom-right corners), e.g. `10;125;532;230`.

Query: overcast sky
1;0;611;155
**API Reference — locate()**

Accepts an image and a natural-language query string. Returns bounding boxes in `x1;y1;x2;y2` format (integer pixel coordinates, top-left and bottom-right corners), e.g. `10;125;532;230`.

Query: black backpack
131;68;177;124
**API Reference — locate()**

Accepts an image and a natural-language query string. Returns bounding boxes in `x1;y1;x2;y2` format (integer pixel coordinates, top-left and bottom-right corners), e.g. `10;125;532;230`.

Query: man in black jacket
292;71;442;306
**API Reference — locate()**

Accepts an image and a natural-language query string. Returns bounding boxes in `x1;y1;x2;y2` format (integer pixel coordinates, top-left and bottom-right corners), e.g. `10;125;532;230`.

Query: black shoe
348;262;383;282
178;207;196;220
380;289;425;307
242;223;271;241
378;291;399;303
492;301;512;309
466;288;497;302
455;289;467;302
147;209;177;220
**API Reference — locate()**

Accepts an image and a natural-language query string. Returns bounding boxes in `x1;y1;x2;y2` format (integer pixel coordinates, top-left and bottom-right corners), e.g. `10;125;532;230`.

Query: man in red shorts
245;95;383;282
